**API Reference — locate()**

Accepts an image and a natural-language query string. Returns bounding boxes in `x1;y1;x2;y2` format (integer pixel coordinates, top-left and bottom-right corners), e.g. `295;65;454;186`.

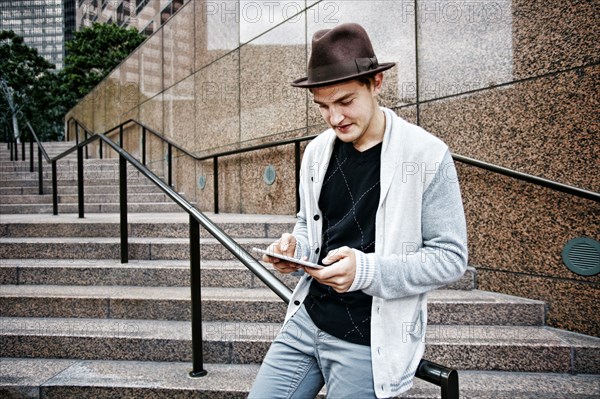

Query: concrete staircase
0;141;183;214
1;142;599;398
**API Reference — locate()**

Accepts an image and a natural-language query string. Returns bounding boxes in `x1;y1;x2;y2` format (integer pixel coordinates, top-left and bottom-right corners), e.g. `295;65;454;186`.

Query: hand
303;246;356;293
262;233;300;274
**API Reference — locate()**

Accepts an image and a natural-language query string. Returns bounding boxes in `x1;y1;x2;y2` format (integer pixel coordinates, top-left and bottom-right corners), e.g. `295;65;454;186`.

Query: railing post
441;370;459;399
14;139;18;161
75;124;79;145
213;157;219;214
417;360;459;399
168;143;172;186
29;141;34;172
188;214;207;378
21;141;25;161
295;141;300;213
77;144;84;218
119;124;124;148
9;141;13;161
85;132;89;160
52;160;58;215
37;146;43;195
99;140;103;159
119;154;129;263
142;127;146;165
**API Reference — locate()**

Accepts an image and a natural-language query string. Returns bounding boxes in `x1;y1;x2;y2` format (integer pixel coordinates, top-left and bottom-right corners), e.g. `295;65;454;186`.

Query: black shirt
304;138;381;345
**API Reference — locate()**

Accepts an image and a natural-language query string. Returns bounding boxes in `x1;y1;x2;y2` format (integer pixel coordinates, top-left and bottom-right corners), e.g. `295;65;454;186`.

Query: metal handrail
75;126;292;378
25;123;51;162
16;116;599;397
66;117;600;208
24;122;52;196
452;154;599;202
67;117;460;398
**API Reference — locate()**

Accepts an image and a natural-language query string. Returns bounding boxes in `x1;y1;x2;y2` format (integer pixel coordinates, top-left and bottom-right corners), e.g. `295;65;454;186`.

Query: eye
340;99;353;106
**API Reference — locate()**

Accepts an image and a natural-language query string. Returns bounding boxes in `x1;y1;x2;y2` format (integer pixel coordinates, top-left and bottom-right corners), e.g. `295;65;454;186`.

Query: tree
0;30;55;142
61;23;146;102
0;24;145;142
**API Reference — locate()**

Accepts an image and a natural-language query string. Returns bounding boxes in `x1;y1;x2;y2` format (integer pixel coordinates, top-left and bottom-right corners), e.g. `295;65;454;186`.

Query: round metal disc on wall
562;237;600;276
198;175;206;190
263;165;276;186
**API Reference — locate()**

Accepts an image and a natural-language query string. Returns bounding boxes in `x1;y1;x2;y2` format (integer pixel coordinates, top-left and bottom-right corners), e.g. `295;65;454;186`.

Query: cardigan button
294;300;300;306
315;248;320;254
313;215;320;221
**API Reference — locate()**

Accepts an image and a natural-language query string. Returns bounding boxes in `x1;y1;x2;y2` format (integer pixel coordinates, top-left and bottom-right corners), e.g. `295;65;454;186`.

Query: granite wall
65;1;599;336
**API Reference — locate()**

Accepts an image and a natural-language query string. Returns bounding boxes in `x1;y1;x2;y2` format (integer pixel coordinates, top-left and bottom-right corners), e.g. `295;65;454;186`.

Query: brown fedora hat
291;23;395;88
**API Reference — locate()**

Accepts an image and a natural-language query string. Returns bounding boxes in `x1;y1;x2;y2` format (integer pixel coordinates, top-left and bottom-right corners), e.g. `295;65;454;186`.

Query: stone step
0;146;76;152
0;168;148;181
0;259;300;289
0;213;296;239
2;317;598;372
0;142;76;149
0;151;76;157
0;259;476;291
1;358;599;399
0;192;171;204
0;174;154;184
0;237;274;260
0;159;121;169
0;202;188;214
0;184;163;196
0;286;545;325
0;148;78;158
0;193;54;204
0;159;156;171
0;177;161;188
0;285;287;323
0;237;476;287
1;162;143;174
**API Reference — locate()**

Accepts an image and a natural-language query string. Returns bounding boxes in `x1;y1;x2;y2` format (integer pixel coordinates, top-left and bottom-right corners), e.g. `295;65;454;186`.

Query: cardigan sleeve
291;156;311;262
348;149;468;298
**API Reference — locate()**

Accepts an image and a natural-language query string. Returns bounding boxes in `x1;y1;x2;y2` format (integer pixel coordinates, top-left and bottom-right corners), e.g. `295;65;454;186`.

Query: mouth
335;123;352;133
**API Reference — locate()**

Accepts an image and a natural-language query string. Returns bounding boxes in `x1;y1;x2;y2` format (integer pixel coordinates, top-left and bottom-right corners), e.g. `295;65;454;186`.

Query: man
249;23;468;398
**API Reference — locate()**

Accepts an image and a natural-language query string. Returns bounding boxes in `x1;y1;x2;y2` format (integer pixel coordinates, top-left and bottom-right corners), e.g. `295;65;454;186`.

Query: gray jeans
248;304;380;399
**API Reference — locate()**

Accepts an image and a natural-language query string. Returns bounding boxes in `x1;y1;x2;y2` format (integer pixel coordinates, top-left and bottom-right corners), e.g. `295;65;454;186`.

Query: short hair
308;75;377;94
356;75;376;88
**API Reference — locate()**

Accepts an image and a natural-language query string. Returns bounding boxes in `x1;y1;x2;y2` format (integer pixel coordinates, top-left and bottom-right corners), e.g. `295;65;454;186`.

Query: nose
330;106;344;126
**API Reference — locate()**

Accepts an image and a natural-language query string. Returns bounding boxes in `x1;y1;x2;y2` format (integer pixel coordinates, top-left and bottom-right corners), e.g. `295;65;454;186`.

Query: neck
353;107;385;152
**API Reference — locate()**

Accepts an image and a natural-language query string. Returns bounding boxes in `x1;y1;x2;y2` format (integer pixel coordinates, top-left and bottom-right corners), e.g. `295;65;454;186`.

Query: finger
275;262;298;273
322;247;350;265
262;254;280;264
279;234;295;256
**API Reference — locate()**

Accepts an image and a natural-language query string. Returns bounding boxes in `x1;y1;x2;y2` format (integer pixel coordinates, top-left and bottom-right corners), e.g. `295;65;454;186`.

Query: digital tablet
252;247;324;269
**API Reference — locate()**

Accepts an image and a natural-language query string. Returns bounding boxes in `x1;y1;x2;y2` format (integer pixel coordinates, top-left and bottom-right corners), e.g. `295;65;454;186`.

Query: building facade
0;0;75;69
76;0;185;35
0;0;187;70
65;1;600;338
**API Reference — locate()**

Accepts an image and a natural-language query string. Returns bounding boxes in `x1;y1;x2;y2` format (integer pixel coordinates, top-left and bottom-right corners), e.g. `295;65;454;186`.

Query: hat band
307;56;378;84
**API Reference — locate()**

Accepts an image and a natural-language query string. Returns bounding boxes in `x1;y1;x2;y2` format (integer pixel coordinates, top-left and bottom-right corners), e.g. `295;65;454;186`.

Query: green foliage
0;24;145;141
61;23;146;100
0;30;58;141
0;30;55;90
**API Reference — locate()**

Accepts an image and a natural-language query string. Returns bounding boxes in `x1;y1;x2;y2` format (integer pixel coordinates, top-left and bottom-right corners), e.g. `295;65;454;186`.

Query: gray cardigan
285;107;468;397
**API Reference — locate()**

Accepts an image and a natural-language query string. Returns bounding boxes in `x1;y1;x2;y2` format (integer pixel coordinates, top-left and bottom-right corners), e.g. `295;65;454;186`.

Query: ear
372;72;384;96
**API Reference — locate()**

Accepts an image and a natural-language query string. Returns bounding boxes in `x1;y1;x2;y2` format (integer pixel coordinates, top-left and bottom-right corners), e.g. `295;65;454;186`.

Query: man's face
311;74;382;149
